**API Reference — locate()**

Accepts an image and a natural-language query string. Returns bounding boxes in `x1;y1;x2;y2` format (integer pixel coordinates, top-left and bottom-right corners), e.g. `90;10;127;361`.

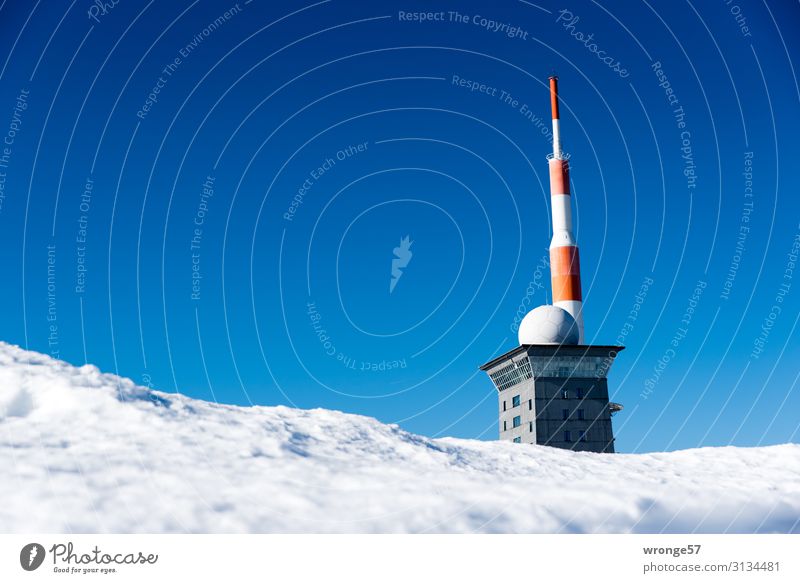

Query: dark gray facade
480;345;623;453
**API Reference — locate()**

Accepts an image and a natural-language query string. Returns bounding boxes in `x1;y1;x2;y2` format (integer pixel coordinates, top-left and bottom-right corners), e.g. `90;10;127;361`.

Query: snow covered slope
0;341;798;533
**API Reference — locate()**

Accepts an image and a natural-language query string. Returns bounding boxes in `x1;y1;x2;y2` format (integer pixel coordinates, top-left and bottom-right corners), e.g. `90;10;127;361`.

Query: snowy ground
0;341;798;533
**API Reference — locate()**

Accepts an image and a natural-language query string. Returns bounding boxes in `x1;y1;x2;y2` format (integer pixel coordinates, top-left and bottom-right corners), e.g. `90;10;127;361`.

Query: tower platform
480;344;624;453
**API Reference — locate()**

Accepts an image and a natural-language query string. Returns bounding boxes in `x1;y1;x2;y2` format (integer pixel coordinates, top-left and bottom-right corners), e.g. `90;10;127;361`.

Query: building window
503;420;507;431
528;356;607;378
579;430;586;442
528;399;532;410
488;359;533;391
576;388;584;399
562;408;569;420
513;437;521;443
562;389;569;399
529;421;533;432
503;400;506;411
513;416;521;428
512;395;520;408
564;430;572;442
577;409;585;420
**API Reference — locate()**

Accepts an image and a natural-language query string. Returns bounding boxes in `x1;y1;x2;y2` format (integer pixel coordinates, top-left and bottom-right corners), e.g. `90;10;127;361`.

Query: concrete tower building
480;77;623;453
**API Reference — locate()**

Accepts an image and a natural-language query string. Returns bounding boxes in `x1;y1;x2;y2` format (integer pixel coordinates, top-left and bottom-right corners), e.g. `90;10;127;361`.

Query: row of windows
564;430;587;442
504;420;590;443
562;388;587;399
562;408;585;420
504;388;591;410
529;356;609;378
504;389;592;414
509;430;587;443
489;360;533;391
502;418;535;433
504;406;588;426
503;394;532;411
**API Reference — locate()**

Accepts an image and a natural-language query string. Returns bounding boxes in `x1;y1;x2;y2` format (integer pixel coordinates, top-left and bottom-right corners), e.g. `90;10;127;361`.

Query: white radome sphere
518;305;580;345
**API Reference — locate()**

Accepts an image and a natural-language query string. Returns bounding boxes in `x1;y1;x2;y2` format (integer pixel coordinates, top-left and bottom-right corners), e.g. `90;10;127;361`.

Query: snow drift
0;341;798;533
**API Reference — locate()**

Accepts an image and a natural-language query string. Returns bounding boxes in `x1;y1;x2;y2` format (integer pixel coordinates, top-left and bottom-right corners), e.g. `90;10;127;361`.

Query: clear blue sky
0;0;798;452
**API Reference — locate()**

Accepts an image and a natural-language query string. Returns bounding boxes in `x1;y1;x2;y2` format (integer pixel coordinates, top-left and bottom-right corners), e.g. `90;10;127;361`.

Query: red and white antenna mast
547;76;584;343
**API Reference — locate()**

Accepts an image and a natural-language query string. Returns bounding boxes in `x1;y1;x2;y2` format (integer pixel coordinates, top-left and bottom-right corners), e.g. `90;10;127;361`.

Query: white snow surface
0;342;798;534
